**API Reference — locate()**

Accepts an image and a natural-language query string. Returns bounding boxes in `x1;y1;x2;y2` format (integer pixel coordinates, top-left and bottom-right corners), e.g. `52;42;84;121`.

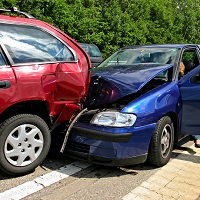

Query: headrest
183;61;194;74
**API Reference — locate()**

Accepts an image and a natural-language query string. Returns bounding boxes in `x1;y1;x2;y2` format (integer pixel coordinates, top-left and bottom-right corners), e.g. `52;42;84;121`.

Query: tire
0;114;51;175
147;116;174;167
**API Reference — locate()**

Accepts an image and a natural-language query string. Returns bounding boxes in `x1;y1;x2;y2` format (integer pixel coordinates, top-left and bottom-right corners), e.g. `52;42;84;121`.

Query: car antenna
0;7;35;19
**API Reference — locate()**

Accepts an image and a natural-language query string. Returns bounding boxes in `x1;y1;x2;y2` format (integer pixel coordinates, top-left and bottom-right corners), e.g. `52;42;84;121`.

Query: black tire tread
147;116;174;167
0;114;51;175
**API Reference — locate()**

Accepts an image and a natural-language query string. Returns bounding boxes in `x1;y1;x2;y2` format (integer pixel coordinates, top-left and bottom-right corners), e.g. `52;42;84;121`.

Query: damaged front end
60;63;173;154
85;63;173;109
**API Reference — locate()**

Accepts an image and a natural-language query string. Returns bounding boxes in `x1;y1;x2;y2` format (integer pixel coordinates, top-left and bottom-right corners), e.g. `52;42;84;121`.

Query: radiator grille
66;141;90;154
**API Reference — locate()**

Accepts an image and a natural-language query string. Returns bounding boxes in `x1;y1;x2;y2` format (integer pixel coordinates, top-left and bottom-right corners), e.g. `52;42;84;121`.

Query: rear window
0;23;75;64
81;44;90;54
81;44;101;57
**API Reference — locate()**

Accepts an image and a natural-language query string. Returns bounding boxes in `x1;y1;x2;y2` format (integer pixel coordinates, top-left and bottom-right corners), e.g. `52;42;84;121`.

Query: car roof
0;14;48;27
121;44;199;50
0;7;55;29
0;13;69;41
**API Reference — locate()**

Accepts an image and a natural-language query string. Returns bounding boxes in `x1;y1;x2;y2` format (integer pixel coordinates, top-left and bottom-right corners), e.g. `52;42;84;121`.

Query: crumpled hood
86;64;173;107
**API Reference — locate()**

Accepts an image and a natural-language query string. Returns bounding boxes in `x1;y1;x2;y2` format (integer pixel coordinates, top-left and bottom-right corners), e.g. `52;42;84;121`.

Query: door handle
0;80;11;89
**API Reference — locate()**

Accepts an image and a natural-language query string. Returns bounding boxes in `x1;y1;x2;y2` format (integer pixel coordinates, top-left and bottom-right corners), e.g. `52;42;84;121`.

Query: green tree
1;0;200;57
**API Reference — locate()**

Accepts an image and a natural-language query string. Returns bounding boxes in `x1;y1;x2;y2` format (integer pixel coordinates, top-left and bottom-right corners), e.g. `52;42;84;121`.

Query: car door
0;49;16;110
0;22;90;103
179;65;200;135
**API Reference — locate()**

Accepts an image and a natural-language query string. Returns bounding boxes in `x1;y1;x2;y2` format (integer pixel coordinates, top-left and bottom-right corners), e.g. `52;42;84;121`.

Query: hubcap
4;124;44;166
161;124;172;158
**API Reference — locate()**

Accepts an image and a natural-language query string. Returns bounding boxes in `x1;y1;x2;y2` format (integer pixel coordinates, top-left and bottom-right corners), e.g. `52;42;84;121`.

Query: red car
0;7;91;175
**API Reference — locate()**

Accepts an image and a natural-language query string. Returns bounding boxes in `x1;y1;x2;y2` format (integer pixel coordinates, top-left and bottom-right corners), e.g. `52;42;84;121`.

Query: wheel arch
164;111;179;144
0;100;52;127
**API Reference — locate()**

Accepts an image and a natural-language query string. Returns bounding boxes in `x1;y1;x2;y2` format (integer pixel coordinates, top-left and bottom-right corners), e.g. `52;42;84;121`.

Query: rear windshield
0;23;75;64
81;44;101;57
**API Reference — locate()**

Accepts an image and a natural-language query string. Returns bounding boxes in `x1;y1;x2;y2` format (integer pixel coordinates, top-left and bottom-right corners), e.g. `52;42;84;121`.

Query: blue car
63;44;200;167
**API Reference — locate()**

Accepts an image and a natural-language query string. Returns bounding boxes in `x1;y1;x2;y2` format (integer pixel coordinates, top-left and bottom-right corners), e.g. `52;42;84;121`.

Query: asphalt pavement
0;141;199;200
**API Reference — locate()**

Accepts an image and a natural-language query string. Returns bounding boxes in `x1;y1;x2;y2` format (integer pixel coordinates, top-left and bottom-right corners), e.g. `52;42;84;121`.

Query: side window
0;52;6;66
179;49;200;78
0;23;75;64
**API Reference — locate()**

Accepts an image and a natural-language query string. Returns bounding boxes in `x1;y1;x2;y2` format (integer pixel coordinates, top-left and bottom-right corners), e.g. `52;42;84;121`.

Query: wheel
147;116;174;167
0;114;51;175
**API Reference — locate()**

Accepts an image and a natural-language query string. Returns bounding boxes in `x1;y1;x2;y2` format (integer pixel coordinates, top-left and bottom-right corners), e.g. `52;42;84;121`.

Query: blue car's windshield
97;47;179;68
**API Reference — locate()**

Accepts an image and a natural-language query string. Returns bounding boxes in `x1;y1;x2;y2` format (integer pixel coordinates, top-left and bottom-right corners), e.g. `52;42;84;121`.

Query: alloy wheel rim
161;124;172;158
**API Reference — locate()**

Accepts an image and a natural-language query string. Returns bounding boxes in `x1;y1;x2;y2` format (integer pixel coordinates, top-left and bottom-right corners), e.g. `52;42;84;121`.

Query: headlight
90;111;137;127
